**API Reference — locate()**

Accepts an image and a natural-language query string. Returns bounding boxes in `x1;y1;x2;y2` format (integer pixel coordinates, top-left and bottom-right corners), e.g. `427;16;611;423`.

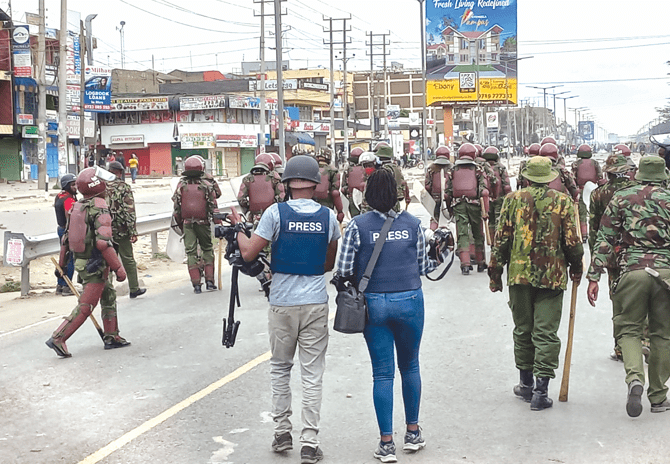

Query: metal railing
2;201;238;296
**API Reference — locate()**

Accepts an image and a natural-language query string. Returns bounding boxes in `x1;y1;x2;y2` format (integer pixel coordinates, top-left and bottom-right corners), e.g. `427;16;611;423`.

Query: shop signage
179;95;226;110
111;97;169;112
293;122;330;132
12;25;32;77
248;79;298;91
301;82;329;91
18;114;34;125
110;135;144;144
66;115;95;138
216;134;258;148
181;133;215;149
21;126;39;138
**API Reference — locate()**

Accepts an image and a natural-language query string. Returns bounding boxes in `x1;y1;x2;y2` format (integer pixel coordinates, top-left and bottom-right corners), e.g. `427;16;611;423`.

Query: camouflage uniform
237;170;284;225
314;162;340;208
490;177;583;383
382;162;411;212
106;178;141;294
486;160;511;238
172;175;219;288
572;157;603;238
587;167;670;407
554;163;580;200
341;163;367;217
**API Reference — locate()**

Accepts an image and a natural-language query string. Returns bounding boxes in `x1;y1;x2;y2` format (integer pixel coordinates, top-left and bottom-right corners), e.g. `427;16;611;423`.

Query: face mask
365;167;375;176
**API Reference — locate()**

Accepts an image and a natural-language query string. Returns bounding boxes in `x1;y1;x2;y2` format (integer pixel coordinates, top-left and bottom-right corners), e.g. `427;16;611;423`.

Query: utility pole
273;0;286;162
419;0;427;172
58;0;68;182
527;85;561;137
366;32;390;139
79;20;86;173
556;95;578;150
37;0;47;190
323;17;349;157
254;0;272;153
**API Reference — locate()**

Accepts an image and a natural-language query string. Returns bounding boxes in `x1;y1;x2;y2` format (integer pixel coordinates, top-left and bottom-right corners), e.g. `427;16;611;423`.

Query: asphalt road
2;236;669;464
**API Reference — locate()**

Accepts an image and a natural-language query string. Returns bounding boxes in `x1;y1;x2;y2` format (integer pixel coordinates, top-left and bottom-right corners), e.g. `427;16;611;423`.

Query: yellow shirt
128;158;138;169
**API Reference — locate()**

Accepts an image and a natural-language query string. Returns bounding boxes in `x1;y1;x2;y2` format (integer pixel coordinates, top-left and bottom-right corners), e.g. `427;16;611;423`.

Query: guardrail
2;201;238;296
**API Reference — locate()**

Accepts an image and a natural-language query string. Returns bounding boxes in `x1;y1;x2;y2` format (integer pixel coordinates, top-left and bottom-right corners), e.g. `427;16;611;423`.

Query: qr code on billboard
459;72;476;93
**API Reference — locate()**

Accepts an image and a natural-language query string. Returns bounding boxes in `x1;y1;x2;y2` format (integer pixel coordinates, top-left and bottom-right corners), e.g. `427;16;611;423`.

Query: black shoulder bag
333;213;395;334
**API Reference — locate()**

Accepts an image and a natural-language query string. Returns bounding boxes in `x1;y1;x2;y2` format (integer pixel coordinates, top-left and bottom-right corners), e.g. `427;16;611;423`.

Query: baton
481;200;492;246
574;203;583;242
559;279;580;402
51;257;105;340
645;267;670;293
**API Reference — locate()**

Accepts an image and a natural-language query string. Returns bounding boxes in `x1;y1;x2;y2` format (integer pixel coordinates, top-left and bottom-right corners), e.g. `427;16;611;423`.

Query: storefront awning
285;132;315;146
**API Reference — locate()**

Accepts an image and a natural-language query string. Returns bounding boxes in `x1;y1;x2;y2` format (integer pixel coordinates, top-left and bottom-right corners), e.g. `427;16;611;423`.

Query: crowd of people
46;136;670;463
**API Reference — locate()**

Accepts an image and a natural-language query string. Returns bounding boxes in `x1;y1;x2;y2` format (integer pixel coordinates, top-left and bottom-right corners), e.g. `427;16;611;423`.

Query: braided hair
364;168;397;213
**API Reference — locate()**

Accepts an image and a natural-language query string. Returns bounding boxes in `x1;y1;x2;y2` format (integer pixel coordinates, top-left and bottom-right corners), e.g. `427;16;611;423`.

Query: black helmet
60;173;76;190
281;155;321;187
108;161;124;172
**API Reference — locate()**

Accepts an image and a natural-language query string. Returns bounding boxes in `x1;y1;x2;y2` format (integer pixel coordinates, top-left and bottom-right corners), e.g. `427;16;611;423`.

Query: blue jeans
56;227;74;287
130;167;137;182
363;288;424;436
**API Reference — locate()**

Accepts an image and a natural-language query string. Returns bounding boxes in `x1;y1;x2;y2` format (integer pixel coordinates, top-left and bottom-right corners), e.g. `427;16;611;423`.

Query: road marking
78;350;272;464
0;316;63;339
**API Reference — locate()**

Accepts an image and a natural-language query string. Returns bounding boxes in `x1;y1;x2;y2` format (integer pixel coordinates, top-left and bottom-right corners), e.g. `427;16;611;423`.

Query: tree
656;61;670;122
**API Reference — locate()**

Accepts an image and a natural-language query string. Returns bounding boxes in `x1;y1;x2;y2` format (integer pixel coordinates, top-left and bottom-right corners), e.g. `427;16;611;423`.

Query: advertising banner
180;95;226;110
181;133;215;149
579;121;595;141
111;96;169;112
387;105;400;129
248;79;298;91
486;111;499;129
12;25;32;78
425;0;517;106
66;31;81;84
84;67;112;112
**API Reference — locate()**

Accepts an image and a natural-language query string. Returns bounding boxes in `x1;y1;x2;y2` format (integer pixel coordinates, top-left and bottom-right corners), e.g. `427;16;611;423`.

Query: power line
146;0;257;26
522;77;670;85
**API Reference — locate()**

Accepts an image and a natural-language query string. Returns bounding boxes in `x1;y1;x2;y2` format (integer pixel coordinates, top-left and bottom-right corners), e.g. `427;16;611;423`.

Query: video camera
213;212;265;278
425;227;455;281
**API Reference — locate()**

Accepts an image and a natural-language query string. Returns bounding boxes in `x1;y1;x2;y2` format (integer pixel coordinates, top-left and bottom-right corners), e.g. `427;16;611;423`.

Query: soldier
270;152;284;175
483;146;512;240
106;162;146;299
444;143;489;275
613;144;637;180
46;168;130;357
313;148;345;223
341;147;366;217
586;156;670;417
54;173;77;296
172;156;221;294
571;144;603;240
194;155;223;199
540;143;579;201
374;142;411;211
588;154;636;362
489;156;583;411
517;143;541;190
237;153;285;226
541;136;566;168
424;145;452;230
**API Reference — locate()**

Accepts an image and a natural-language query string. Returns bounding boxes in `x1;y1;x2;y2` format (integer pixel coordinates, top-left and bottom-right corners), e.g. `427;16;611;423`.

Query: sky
8;0;670;138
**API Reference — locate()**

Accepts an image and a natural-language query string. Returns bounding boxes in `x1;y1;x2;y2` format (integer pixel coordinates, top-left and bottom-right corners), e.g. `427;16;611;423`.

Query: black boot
530;377;553;411
193;284;202;294
513;370;534;402
206;281;217;291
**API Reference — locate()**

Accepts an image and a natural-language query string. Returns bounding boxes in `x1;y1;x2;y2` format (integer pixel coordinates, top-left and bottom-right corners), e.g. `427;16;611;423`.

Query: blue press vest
270;202;330;276
354;211;422;293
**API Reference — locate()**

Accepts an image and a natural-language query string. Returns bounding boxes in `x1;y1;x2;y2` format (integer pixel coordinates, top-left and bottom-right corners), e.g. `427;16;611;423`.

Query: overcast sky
9;0;670;138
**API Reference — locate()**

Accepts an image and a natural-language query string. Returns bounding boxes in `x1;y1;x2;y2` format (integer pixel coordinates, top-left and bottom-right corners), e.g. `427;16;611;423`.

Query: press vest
270;202;330;276
354;211;422;293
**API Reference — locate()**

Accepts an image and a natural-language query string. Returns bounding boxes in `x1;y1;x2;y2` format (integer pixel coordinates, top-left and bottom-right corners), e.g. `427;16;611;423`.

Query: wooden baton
559;279;580;402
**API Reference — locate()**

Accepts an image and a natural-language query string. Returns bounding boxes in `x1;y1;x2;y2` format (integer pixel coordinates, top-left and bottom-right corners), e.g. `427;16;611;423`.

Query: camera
428;227;454;262
214;212;266;277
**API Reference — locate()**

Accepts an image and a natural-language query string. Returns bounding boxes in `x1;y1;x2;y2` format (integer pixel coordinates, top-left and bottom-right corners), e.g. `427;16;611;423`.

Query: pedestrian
374;142;410;212
229;155;340;464
444;143;489;275
341;147;366;218
424;145;452;230
106;161;146;299
54;173;77;296
571;144;603;240
115;152;126;181
46;168;130;357
107;151;115;169
482;146;512;240
172;156;221;294
332;168;440;463
313;148;345;223
489;156;583;411
587;155;670;417
128;153;139;183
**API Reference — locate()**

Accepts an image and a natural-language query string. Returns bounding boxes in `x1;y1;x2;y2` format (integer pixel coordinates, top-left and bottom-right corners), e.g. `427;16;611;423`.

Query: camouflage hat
521;156;559;184
635;155;669;182
603;154;631;174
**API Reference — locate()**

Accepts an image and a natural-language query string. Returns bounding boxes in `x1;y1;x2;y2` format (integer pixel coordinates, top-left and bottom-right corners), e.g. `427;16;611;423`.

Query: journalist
333;168;439;462
229;155;340;464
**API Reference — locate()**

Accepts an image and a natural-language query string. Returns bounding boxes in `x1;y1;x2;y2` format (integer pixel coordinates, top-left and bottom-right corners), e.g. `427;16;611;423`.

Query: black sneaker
373;441;397;463
271;432;292;452
130;288;147;299
300;445;323;464
403;428;426;452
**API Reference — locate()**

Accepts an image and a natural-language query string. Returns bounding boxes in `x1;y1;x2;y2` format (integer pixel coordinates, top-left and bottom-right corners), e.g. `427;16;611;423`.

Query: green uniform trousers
454;202;484;252
613;269;670;404
489;197;504;239
348;198;361;217
75;259;117;327
115;236;140;293
578;196;588;227
183;222;214;268
509;284;564;378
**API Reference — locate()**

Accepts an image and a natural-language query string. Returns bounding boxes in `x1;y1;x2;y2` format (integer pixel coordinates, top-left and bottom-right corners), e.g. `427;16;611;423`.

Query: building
0;11;19;181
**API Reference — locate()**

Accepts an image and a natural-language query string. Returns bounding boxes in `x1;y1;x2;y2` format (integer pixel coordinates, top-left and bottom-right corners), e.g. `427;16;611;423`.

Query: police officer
587;156;670;417
229;155;340;463
517;143;541;190
194;154;223;199
540;143;579;201
172;156;220;294
54;173;77;296
424;145;452;230
571;144;603;240
237;153;285;226
541;136;566;168
613;144;637;180
444;143;489;275
313;148;345;223
374;142;410;211
270;152;284;175
489;156;583;411
46;168;130;357
483;146;512;240
341;147;366;217
106;161;146;299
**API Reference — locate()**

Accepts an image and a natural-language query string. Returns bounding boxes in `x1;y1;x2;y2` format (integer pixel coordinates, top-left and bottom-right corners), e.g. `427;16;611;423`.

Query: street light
116;21;126;69
501;56;533;153
556;95;578;150
527;85;562;138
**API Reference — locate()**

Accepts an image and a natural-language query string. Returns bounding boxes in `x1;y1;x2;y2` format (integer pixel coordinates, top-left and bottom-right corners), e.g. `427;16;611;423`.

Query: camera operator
228;155;339;464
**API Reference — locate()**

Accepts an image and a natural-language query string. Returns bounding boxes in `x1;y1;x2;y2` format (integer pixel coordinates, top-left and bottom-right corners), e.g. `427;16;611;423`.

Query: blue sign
579;121;594;141
83;67;112;113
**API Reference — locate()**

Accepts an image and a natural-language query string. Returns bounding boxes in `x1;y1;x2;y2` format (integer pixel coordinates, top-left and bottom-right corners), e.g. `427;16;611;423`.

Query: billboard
579;121;594;141
12;25;32;78
84;67;112;112
425;0;517;106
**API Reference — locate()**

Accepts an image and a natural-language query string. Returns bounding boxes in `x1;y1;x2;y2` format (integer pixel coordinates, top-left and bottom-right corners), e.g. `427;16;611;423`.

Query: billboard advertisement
84;67;112;112
12;25;32;78
425;0;517;106
579;121;594;141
